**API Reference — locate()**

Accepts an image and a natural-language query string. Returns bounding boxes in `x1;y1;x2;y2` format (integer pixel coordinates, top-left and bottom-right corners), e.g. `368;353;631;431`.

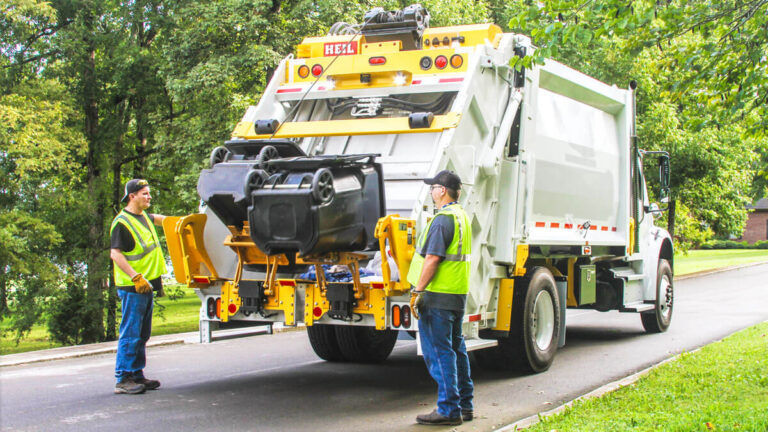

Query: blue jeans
419;307;474;418
115;290;153;383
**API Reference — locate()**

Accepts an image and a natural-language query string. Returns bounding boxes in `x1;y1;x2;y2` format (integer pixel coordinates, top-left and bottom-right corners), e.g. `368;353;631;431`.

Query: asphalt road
2;264;767;432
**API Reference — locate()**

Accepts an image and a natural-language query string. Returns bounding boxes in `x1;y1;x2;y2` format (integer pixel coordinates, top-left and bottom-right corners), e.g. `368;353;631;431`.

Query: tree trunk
81;8;107;343
106;127;127;342
0;272;7;317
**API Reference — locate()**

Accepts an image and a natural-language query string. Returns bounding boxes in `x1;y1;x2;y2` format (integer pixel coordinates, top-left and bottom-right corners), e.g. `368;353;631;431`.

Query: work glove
410;290;424;320
132;273;152;294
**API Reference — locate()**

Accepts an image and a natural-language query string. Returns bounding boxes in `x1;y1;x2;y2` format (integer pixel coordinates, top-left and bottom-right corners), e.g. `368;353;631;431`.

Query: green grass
1;286;200;355
674;249;768;276
524;322;768;432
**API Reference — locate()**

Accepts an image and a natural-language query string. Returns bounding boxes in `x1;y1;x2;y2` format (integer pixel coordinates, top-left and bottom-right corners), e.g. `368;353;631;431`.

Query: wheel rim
258;145;279;173
312;169;334;203
659;276;673;320
531;290;555;350
210;146;230;168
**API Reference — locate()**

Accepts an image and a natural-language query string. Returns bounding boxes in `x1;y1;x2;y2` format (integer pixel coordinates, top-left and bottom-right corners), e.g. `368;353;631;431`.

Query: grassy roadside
523;321;768;431
1;286;200;355
673;249;768;276
2;249;768;356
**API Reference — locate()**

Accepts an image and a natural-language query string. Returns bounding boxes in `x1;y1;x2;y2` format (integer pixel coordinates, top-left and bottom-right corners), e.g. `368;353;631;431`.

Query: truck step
620;302;655;313
610;266;644;281
465;338;499;352
623;254;644;263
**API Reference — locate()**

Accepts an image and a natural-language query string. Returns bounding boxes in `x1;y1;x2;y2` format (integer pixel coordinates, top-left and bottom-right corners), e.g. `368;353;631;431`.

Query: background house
742;198;768;243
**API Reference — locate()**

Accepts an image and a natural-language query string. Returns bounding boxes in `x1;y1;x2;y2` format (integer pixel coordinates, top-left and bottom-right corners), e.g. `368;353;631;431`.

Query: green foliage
0;211;63;342
46;284;90;345
661;202;713;253
701;240;768;250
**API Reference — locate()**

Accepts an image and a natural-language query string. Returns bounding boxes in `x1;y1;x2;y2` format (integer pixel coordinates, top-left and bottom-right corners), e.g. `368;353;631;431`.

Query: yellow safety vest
110;210;167;287
406;204;471;294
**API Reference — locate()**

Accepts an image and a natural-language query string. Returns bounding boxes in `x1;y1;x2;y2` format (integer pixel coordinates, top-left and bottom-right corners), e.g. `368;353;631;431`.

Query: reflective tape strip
124;243;158;261
444;253;470;262
116;214;157;261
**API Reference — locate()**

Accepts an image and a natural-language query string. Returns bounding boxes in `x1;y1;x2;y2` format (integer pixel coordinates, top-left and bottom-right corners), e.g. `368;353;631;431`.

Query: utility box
579;265;597;305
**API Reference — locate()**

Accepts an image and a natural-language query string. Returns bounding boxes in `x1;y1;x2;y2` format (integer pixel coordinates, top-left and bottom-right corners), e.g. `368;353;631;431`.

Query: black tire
243;169;269;199
481;267;561;373
306;324;345;361
256;145;279;174
334;326;398;363
209;146;231;168
641;259;673;333
311;168;334;204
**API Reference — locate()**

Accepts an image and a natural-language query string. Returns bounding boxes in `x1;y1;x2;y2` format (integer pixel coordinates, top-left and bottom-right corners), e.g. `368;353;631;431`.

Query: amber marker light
450;54;463;68
215;298;222;319
298;65;310;78
392;305;401;328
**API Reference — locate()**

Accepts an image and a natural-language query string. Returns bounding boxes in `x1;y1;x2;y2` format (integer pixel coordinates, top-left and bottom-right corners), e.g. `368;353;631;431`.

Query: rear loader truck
162;4;674;372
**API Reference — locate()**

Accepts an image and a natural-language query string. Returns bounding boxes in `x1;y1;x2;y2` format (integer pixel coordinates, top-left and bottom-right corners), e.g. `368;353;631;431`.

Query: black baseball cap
423;170;461;190
121;179;150;202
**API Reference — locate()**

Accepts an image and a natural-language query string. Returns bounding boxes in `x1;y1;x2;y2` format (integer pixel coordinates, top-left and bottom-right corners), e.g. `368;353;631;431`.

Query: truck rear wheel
641;259;673;333
477;267;560;373
307;324;345;361
334;326;398;363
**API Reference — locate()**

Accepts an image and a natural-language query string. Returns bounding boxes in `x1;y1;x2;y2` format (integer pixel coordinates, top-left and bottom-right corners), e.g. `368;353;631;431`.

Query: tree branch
119;147;161;167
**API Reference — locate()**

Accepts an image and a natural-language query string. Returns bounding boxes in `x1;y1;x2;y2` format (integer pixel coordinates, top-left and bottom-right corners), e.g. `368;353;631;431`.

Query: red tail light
435;55;448;69
311;64;323;77
402;305;412;328
369;56;386;65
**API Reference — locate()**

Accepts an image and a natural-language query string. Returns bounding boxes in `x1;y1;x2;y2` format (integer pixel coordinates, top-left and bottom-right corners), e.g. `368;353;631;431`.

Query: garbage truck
162;4;674;372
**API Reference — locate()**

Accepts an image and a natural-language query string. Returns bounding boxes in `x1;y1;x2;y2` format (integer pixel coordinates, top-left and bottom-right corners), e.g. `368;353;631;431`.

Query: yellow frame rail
232;112;462;139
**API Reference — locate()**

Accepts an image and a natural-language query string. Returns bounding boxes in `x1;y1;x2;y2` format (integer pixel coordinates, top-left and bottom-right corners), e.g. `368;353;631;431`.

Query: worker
109;179;168;395
407;170;474;426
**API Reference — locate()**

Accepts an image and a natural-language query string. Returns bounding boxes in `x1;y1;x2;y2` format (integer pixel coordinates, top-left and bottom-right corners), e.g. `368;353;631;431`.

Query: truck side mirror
658;155;670;189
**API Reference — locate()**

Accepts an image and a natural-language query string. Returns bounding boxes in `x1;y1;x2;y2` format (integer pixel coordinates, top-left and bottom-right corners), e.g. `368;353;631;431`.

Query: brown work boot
134;377;161;390
461;409;474;421
416;409;462;426
114;379;146;395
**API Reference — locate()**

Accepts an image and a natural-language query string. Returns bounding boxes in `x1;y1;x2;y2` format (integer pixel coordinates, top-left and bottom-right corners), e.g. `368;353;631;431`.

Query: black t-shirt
111;211;156;253
111;211;161;291
418;213;466;312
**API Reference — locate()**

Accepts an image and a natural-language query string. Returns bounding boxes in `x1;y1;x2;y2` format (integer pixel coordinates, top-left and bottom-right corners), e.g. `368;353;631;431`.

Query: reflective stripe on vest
110;210;166;286
405;204;471;294
114;214;158;261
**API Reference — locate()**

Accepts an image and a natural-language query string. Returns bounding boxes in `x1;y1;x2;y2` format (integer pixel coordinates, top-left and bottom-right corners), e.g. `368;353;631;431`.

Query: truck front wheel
477;267;561;373
641;259;673;333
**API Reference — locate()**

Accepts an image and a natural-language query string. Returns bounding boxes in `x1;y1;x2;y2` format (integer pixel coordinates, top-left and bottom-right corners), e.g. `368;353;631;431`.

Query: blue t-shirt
418;214;454;258
418;213;466;312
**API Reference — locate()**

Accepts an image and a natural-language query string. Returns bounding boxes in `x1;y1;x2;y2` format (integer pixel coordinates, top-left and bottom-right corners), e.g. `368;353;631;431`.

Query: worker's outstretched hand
132;273;152;294
410;290;424;320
